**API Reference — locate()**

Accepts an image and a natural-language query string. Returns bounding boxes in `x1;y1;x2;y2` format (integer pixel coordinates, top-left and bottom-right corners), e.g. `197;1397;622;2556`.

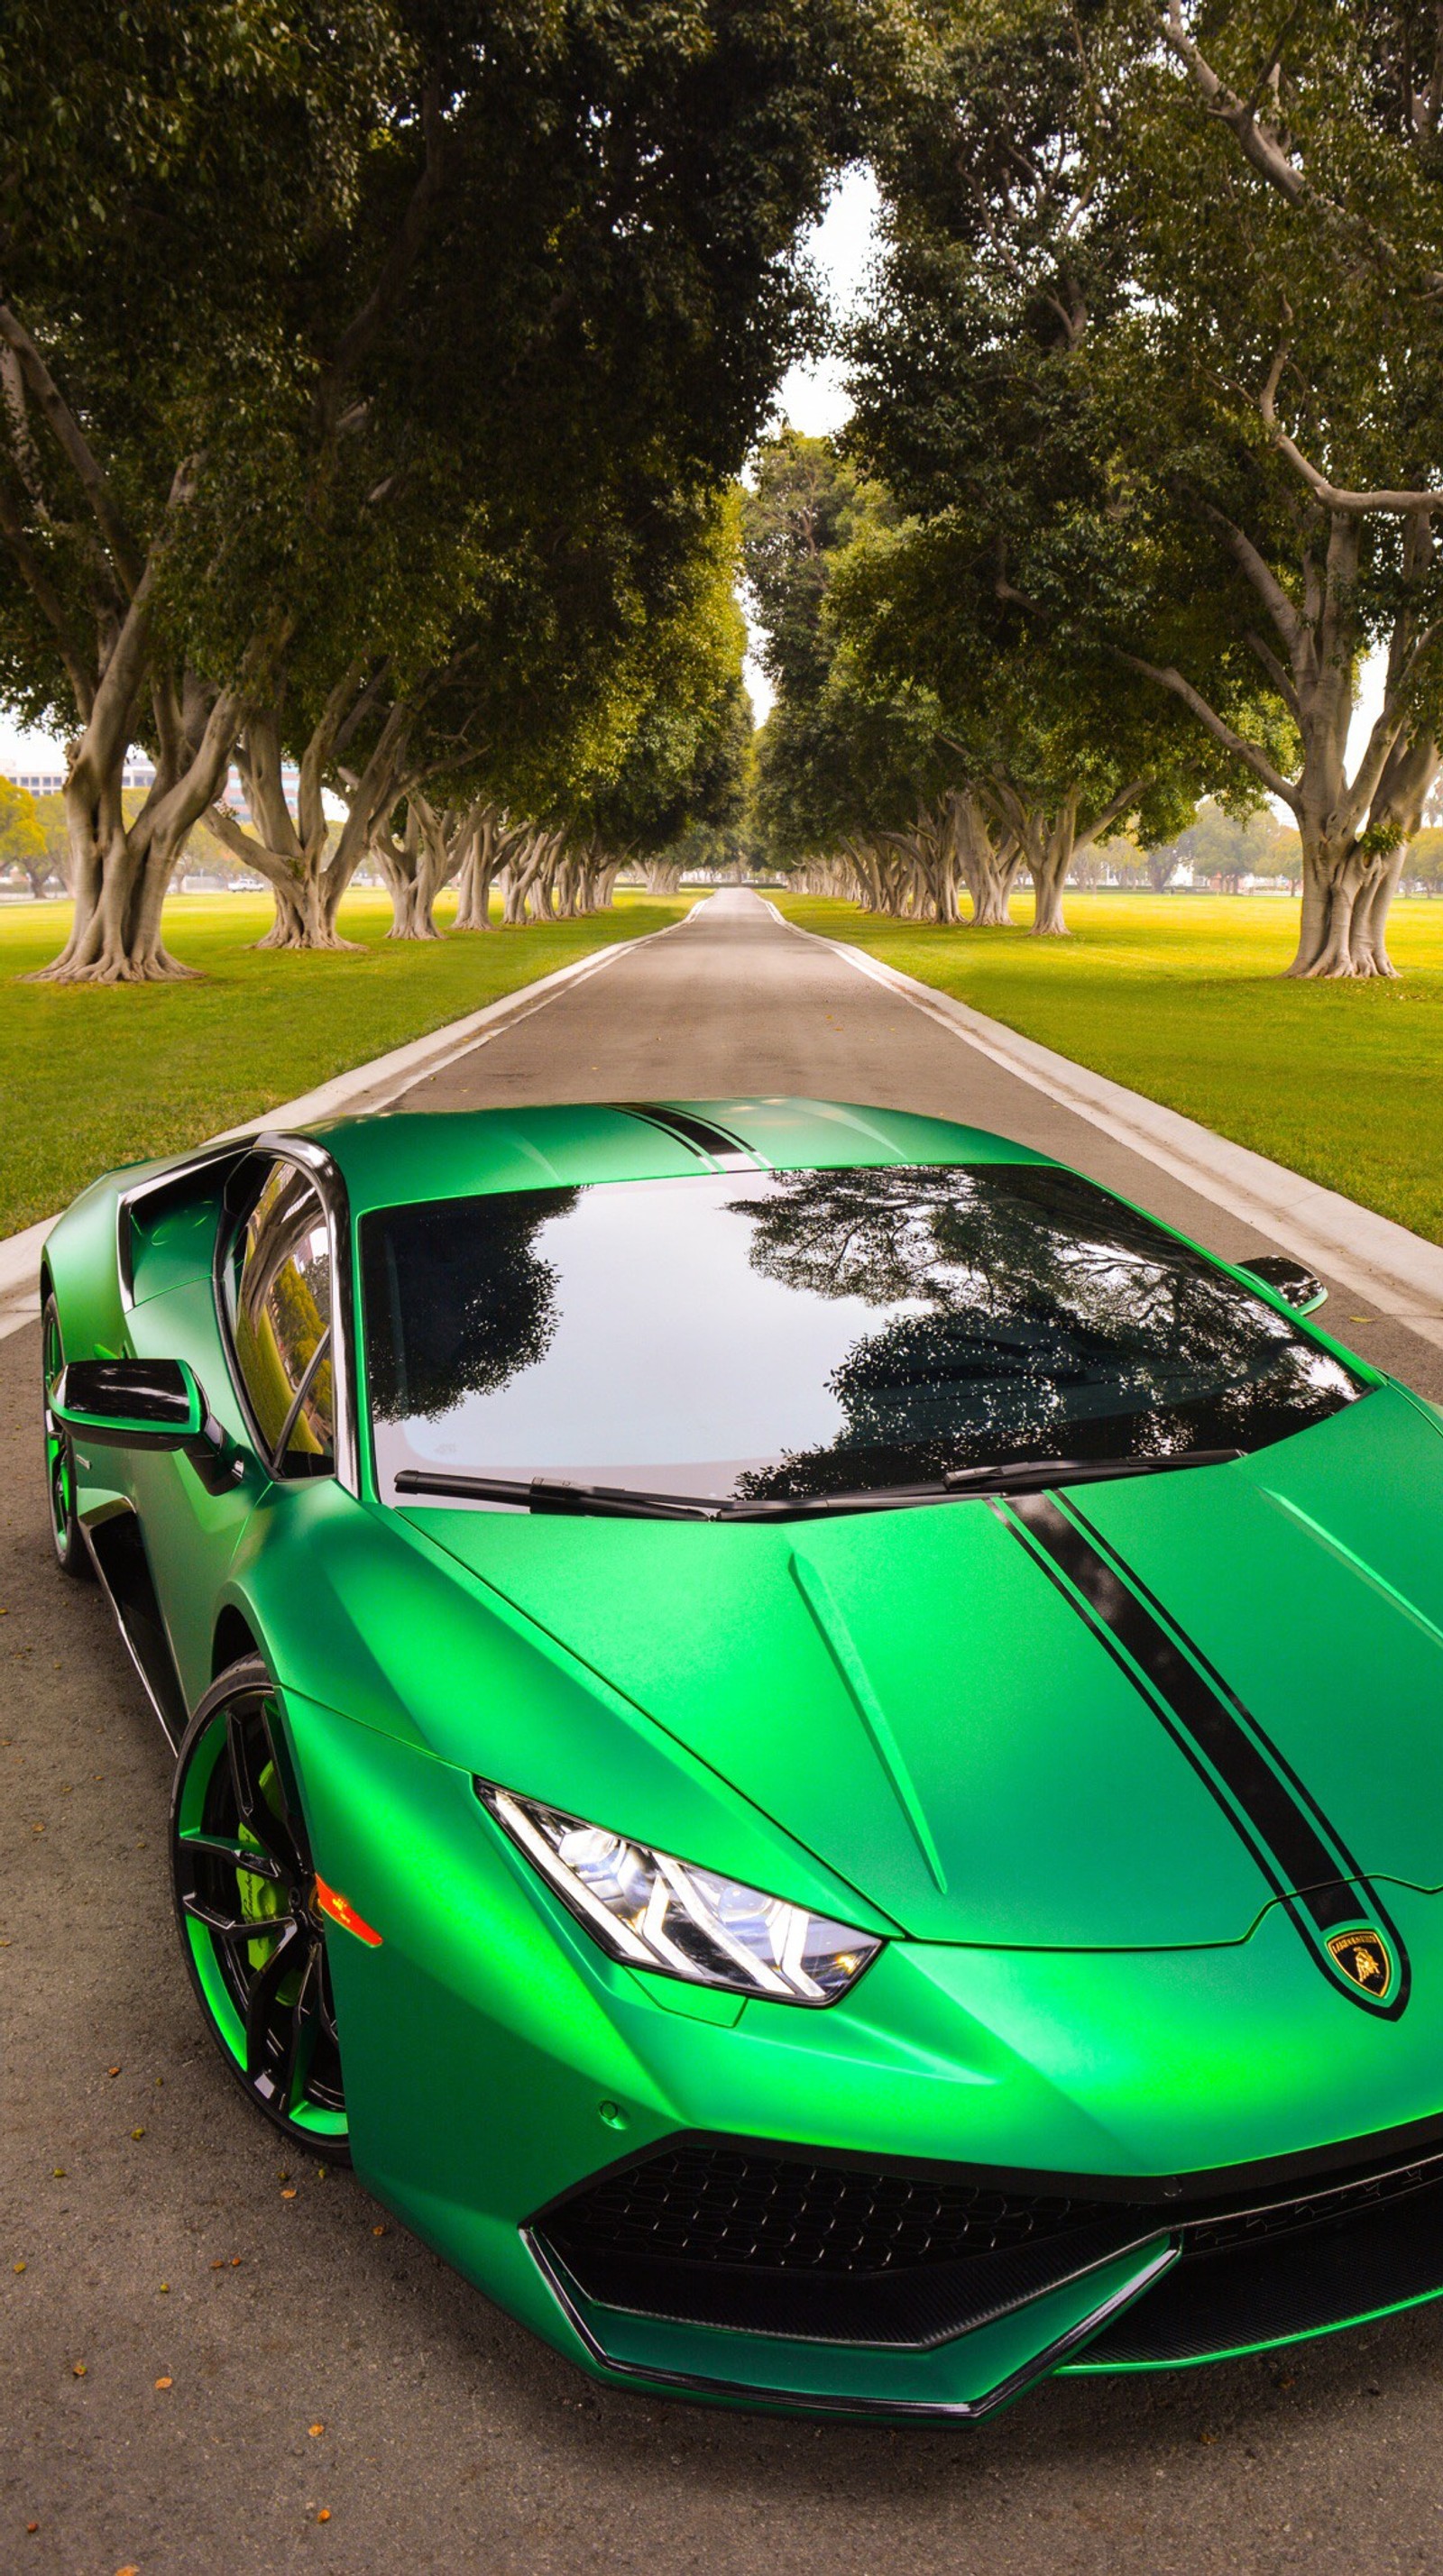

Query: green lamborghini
37;1097;1443;2420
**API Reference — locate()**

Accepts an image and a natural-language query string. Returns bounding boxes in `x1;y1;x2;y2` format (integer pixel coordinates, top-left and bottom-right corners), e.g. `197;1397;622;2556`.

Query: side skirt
82;1501;187;1750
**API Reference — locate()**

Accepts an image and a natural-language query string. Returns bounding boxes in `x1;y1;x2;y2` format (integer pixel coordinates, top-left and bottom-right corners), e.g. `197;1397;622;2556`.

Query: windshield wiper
718;1449;1245;1519
392;1470;714;1519
393;1449;1244;1522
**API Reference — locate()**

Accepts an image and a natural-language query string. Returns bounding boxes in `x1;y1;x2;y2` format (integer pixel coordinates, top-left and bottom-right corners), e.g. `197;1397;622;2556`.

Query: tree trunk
1288;839;1392;978
948;788;1023;927
454;805;510;930
1029;853;1071;935
1287;729;1438;976
1019;797;1077;937
32;666;245;984
373;794;455;939
254;870;356;950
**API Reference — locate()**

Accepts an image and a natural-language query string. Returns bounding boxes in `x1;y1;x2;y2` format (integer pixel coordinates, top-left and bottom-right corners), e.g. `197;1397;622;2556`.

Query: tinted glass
230;1162;335;1471
361;1165;1362;1505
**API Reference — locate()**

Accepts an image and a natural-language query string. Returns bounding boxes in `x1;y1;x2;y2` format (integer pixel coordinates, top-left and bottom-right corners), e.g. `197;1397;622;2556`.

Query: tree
1163;800;1298;891
847;0;1443;976
0;778;46;894
825;500;1223;933
0;0;403;977
744;434;988;919
1;1;916;975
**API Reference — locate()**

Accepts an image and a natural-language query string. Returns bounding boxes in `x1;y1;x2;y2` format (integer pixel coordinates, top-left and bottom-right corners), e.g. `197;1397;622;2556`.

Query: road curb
823;933;1443;1352
0;935;635;1336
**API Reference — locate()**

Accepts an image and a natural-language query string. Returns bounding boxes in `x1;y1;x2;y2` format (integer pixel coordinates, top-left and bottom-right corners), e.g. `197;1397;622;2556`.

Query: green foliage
0;780;46;888
743;433;936;862
0;1;922;966
1154;802;1303;889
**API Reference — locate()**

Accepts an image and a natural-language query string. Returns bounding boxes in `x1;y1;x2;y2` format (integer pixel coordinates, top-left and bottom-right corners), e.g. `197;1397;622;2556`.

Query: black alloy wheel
170;1655;349;2155
41;1293;91;1580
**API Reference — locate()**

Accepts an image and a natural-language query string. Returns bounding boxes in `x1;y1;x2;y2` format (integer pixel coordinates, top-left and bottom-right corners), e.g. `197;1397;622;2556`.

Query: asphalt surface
7;888;1443;2576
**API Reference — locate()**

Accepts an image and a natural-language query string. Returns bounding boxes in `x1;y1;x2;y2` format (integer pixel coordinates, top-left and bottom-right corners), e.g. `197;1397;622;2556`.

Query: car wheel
170;1655;350;2157
41;1294;92;1581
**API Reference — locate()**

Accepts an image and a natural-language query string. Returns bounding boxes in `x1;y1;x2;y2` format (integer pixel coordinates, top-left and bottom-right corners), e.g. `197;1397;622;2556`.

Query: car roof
296;1098;1055;1217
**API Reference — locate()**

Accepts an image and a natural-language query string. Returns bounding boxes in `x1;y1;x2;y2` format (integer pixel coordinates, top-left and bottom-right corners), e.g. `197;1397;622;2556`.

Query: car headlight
478;1783;882;2005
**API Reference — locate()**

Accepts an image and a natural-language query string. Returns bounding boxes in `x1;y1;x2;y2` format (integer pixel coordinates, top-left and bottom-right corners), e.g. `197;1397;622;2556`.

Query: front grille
534;2135;1443;2356
546;2146;1116;2278
1182;2156;1442;2261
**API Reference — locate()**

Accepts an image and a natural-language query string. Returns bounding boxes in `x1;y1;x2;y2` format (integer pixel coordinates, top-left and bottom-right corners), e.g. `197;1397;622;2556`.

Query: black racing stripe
1067;1499;1373;1901
616;1103;758;1169
1000;1491;1410;2016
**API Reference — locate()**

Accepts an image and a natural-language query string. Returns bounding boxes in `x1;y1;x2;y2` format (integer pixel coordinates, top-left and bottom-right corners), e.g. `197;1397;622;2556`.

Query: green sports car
37;1096;1443;2420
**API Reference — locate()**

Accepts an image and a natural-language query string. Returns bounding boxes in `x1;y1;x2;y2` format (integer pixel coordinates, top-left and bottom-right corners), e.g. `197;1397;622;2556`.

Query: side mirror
1236;1255;1328;1316
53;1359;243;1491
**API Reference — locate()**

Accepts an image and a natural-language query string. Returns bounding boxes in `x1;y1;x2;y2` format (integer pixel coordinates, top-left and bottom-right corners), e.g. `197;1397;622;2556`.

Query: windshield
359;1164;1363;1508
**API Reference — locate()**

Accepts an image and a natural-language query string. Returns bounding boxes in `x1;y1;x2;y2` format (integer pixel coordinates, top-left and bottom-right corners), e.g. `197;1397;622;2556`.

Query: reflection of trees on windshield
732;1166;1357;1499
363;1188;579;1424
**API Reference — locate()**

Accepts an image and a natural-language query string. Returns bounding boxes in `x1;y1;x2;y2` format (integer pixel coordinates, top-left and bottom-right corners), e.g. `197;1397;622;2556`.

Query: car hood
406;1386;1443;1947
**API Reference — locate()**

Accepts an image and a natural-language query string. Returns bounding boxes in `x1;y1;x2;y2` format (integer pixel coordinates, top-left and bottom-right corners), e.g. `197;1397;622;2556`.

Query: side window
229;1161;335;1473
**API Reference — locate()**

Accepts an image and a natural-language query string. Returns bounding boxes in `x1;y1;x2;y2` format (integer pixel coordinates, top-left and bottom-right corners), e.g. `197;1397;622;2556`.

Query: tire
170;1655;350;2157
41;1293;92;1581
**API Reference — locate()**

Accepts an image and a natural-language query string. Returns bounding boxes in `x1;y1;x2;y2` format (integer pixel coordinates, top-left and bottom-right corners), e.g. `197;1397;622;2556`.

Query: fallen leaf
130;2128;145;2141
154;2376;172;2391
25;2522;37;2534
230;2256;242;2267
280;2187;298;2200
106;2067;121;2078
71;2361;86;2378
1199;2430;1216;2443
14;2260;25;2273
372;2223;386;2237
210;2260;223;2271
51;2169;65;2180
159;2282;170;2294
309;2422;324;2437
317;2508;331;2524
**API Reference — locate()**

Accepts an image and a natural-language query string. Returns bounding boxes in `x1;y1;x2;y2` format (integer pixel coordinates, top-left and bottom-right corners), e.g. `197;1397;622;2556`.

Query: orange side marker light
314;1876;382;1947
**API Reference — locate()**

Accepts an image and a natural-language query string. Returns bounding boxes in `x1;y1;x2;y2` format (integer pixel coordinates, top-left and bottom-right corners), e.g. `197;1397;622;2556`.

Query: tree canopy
0;0;913;975
838;0;1443;971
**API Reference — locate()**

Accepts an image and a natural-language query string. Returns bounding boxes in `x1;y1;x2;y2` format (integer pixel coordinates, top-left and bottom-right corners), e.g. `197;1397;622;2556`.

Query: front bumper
287;1694;1443;2418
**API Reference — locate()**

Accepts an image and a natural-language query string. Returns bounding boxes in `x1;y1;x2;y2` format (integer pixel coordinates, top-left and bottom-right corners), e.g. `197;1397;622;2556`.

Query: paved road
6;891;1441;2576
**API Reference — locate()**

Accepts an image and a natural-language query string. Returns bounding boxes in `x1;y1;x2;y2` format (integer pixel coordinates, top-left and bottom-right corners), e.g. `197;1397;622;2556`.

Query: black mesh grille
534;2136;1443;2356
546;2146;1114;2278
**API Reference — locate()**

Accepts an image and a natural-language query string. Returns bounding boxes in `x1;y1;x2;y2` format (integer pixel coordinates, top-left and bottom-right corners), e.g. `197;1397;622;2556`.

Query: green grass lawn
0;888;692;1237
776;890;1443;1246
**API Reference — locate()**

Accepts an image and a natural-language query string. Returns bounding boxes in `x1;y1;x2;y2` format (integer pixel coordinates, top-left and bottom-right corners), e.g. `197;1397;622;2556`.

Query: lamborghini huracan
37;1096;1443;2419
